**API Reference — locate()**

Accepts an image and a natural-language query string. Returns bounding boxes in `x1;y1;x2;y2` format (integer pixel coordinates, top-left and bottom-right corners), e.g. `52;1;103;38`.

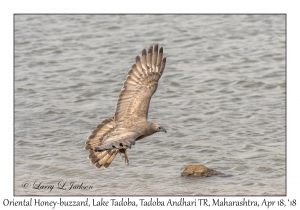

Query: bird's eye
158;126;161;129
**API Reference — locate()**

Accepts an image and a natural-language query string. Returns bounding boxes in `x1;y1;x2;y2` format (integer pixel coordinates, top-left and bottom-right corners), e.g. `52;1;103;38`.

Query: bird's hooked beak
156;124;167;133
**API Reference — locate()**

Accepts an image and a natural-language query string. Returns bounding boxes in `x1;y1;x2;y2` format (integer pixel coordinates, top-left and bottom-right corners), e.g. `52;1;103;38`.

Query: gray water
14;15;285;196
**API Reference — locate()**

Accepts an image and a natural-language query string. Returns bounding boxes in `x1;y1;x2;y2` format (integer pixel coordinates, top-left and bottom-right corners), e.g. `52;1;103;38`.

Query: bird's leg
119;149;129;165
123;150;129;165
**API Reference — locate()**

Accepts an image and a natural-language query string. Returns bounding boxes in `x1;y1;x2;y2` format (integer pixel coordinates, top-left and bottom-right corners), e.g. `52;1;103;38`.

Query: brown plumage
85;44;167;169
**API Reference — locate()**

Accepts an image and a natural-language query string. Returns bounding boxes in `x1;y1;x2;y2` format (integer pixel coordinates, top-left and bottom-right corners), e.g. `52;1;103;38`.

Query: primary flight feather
85;44;167;169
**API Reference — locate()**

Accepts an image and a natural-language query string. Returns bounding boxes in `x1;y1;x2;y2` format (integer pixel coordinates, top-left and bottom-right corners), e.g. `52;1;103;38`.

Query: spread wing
114;44;166;121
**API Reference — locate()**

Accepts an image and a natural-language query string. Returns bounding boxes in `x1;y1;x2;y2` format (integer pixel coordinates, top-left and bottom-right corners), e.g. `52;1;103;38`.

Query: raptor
85;44;167;169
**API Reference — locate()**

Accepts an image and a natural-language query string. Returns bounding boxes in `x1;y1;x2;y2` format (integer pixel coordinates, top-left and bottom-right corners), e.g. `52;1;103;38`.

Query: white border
1;0;299;209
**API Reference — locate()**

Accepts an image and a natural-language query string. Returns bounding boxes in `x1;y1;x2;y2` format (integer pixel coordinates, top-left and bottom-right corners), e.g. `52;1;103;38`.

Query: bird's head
152;123;167;133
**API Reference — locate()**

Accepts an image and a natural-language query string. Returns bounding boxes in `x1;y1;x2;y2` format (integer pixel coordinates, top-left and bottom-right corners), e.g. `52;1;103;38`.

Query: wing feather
156;47;163;72
152;44;158;71
114;44;167;121
141;49;147;71
135;57;144;75
158;57;167;80
130;64;142;79
147;46;152;73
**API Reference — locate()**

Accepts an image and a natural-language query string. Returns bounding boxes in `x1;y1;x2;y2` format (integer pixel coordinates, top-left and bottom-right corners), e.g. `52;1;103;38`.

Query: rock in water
181;165;219;177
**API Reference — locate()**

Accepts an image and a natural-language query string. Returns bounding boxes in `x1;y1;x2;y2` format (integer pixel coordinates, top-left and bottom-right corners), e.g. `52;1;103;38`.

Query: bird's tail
88;149;118;169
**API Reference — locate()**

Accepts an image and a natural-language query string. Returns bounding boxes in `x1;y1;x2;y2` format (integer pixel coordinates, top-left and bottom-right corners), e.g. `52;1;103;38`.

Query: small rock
181;164;219;177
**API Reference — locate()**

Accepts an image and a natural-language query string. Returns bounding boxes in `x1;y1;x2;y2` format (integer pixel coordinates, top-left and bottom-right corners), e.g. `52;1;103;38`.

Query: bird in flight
85;44;167;169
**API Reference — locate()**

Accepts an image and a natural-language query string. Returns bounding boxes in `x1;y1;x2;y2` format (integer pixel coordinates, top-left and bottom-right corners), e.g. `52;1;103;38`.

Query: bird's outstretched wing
114;44;166;121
